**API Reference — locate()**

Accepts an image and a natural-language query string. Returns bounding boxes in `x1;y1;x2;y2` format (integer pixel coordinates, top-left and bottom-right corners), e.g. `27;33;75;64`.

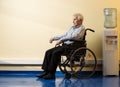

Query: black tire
70;47;97;79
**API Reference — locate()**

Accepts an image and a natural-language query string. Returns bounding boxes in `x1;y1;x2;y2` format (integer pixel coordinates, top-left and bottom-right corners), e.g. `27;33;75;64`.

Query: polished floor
0;71;119;87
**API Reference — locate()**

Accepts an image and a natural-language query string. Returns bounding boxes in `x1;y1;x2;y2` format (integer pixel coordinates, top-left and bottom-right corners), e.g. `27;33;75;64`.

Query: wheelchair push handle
85;28;95;32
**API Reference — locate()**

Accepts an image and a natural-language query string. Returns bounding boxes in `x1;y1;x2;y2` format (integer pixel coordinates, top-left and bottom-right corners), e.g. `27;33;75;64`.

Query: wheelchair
58;28;97;79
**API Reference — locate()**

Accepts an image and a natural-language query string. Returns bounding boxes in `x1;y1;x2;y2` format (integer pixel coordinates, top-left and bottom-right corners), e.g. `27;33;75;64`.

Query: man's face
73;17;82;26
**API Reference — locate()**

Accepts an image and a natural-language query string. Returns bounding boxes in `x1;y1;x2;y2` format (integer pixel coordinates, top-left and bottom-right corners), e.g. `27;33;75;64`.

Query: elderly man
37;13;85;79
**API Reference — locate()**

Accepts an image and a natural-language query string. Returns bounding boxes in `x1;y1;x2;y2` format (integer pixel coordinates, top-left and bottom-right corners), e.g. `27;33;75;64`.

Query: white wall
0;0;120;64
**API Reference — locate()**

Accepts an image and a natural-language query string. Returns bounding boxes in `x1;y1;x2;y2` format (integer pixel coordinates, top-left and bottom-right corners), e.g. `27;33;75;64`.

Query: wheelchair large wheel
70;47;97;79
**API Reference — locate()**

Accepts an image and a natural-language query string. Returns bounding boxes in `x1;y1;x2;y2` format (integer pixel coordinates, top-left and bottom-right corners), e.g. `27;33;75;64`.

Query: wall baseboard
0;59;103;65
0;59;43;65
0;59;120;66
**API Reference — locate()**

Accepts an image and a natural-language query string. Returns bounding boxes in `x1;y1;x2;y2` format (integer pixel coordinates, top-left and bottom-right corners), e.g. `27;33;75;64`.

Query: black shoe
36;71;48;78
43;73;55;80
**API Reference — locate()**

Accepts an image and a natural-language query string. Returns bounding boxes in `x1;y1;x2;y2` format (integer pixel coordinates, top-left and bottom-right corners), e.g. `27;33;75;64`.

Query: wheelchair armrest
70;39;85;42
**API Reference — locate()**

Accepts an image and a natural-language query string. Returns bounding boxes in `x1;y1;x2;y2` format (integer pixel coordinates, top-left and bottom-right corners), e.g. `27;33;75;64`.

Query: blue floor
0;71;119;87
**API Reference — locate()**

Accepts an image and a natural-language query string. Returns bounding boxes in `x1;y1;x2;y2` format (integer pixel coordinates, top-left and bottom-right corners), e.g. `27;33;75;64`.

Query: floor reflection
102;76;119;87
0;71;119;87
36;78;56;87
56;76;119;87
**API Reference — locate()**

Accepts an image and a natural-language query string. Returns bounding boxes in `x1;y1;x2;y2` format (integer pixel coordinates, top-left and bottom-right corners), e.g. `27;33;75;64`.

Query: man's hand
49;38;54;43
56;40;62;45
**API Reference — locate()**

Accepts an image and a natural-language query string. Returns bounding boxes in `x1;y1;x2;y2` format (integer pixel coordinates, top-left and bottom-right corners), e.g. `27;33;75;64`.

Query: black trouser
42;44;70;73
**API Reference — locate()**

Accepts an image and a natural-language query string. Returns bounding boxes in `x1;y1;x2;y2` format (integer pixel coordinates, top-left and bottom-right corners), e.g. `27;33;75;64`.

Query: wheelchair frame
58;28;97;79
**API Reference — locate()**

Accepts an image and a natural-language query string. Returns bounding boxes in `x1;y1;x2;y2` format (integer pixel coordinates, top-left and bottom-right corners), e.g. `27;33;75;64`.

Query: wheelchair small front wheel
59;56;71;74
70;47;97;79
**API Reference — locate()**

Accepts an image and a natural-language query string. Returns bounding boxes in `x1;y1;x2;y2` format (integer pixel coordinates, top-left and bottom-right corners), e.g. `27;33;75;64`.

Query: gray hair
73;13;84;21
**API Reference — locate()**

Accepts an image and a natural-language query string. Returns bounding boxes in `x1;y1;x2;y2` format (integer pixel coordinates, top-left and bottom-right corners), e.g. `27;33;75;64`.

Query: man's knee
45;48;53;54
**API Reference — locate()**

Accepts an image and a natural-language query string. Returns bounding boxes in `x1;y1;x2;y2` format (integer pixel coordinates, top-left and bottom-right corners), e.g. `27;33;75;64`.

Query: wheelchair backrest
79;29;86;40
79;28;95;41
